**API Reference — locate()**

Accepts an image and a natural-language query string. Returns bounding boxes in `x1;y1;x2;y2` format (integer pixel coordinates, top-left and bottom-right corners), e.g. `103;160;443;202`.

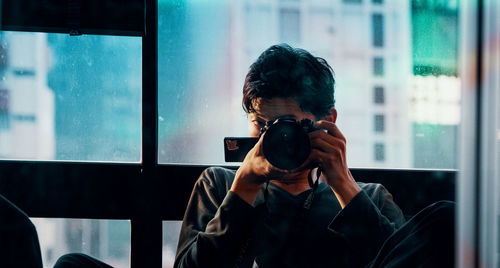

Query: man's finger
314;120;345;140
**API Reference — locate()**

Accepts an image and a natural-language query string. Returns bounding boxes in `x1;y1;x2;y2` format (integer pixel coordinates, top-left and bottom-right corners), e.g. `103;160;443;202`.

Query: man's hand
230;134;287;206
307;120;361;208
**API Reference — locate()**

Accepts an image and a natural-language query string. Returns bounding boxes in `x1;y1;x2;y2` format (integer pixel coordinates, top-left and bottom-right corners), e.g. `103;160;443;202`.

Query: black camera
224;117;316;170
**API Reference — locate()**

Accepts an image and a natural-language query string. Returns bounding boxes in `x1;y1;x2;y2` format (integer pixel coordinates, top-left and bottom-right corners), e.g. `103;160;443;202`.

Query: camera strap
304;166;321;210
294;166;321;229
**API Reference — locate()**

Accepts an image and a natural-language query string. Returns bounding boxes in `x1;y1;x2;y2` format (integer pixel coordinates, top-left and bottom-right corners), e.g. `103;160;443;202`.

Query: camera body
260;117;316;170
224;117;316;170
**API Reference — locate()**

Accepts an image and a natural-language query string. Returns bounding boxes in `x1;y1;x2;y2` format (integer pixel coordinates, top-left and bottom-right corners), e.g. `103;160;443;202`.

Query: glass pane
374;86;385;104
0;31;141;162
162;221;182;268
158;0;460;169
373;57;385;76
411;1;459;169
372;13;384;47
31;218;130;268
279;8;301;44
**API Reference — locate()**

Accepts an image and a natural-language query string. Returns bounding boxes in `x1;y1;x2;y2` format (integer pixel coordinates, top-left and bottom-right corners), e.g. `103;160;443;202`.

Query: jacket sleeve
174;168;258;268
328;183;405;267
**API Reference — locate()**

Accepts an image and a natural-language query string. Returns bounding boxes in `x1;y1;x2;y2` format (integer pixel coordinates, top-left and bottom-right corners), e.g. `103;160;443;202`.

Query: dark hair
242;44;335;119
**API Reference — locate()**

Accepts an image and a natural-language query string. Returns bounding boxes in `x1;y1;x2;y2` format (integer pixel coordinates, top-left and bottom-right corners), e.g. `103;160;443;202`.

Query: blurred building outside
0;0;460;267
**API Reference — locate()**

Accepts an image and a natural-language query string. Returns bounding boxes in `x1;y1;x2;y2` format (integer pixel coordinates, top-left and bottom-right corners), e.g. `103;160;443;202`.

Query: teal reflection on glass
157;0;460;169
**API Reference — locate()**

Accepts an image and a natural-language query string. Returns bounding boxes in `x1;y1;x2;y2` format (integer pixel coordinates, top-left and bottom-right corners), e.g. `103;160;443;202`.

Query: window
0;31;142;162
374;86;385;104
162;221;182;267
0;30;141;268
374;114;385;132
0;89;9;129
372;13;384;47
279;8;301;44
157;0;460;170
373;57;384;76
374;142;385;161
31;218;131;268
244;5;273;47
4;0;496;267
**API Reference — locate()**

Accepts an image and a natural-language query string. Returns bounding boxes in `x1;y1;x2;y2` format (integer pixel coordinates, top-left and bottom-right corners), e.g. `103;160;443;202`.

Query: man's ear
321;107;337;123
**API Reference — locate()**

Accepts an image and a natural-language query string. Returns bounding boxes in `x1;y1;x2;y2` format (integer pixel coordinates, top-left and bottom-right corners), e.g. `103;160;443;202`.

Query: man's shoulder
197;166;236;192
356;181;391;197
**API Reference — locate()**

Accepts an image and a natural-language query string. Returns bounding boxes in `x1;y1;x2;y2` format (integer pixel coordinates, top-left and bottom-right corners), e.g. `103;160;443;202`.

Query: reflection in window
0;31;141;162
31;218;130;268
412;0;458;76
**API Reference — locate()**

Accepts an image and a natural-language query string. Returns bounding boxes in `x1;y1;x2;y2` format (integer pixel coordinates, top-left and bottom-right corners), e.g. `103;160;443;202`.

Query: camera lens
262;119;311;170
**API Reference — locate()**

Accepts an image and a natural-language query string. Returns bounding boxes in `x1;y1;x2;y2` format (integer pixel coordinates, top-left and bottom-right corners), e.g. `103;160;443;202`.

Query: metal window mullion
457;0;481;267
479;0;500;266
130;0;161;267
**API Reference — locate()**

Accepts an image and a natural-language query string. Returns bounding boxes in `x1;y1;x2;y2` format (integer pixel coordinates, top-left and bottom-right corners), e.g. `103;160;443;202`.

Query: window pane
279;8;301;44
374;142;385;162
374;114;385;132
158;0;460;169
0;31;141;162
372;13;384;47
31;218;130;268
162;221;182;268
373;57;385;76
374;86;385;104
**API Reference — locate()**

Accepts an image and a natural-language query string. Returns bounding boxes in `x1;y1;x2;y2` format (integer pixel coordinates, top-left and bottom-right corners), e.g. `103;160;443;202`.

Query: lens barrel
261;119;311;170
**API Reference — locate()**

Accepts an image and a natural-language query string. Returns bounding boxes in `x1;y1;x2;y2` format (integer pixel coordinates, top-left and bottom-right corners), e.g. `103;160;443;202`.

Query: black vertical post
131;0;161;267
473;0;484;267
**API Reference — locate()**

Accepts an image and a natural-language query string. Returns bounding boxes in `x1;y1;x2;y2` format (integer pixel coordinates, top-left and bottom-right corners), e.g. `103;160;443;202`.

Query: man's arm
308;120;405;265
174;168;259;268
328;184;405;267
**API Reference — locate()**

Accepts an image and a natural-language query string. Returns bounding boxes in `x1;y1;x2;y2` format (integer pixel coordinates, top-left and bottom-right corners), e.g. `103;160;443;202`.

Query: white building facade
228;0;413;168
0;32;55;160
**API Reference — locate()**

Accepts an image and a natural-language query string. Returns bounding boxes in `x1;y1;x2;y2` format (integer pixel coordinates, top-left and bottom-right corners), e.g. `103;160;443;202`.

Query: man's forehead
250;97;304;120
252;97;299;110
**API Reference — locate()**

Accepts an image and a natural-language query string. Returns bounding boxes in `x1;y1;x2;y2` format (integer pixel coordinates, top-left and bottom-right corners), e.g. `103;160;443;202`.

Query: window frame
0;0;476;267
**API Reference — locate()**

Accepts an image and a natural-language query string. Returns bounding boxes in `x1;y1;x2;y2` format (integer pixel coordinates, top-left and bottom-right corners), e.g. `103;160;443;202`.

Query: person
174;44;406;268
53;44;455;267
0;194;43;268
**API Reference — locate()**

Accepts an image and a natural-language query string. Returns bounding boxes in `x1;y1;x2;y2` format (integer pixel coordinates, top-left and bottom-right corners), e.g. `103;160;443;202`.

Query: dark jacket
175;167;405;268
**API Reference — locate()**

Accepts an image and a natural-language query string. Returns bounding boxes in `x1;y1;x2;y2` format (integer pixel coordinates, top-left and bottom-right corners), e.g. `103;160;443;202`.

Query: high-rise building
0;32;55;160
